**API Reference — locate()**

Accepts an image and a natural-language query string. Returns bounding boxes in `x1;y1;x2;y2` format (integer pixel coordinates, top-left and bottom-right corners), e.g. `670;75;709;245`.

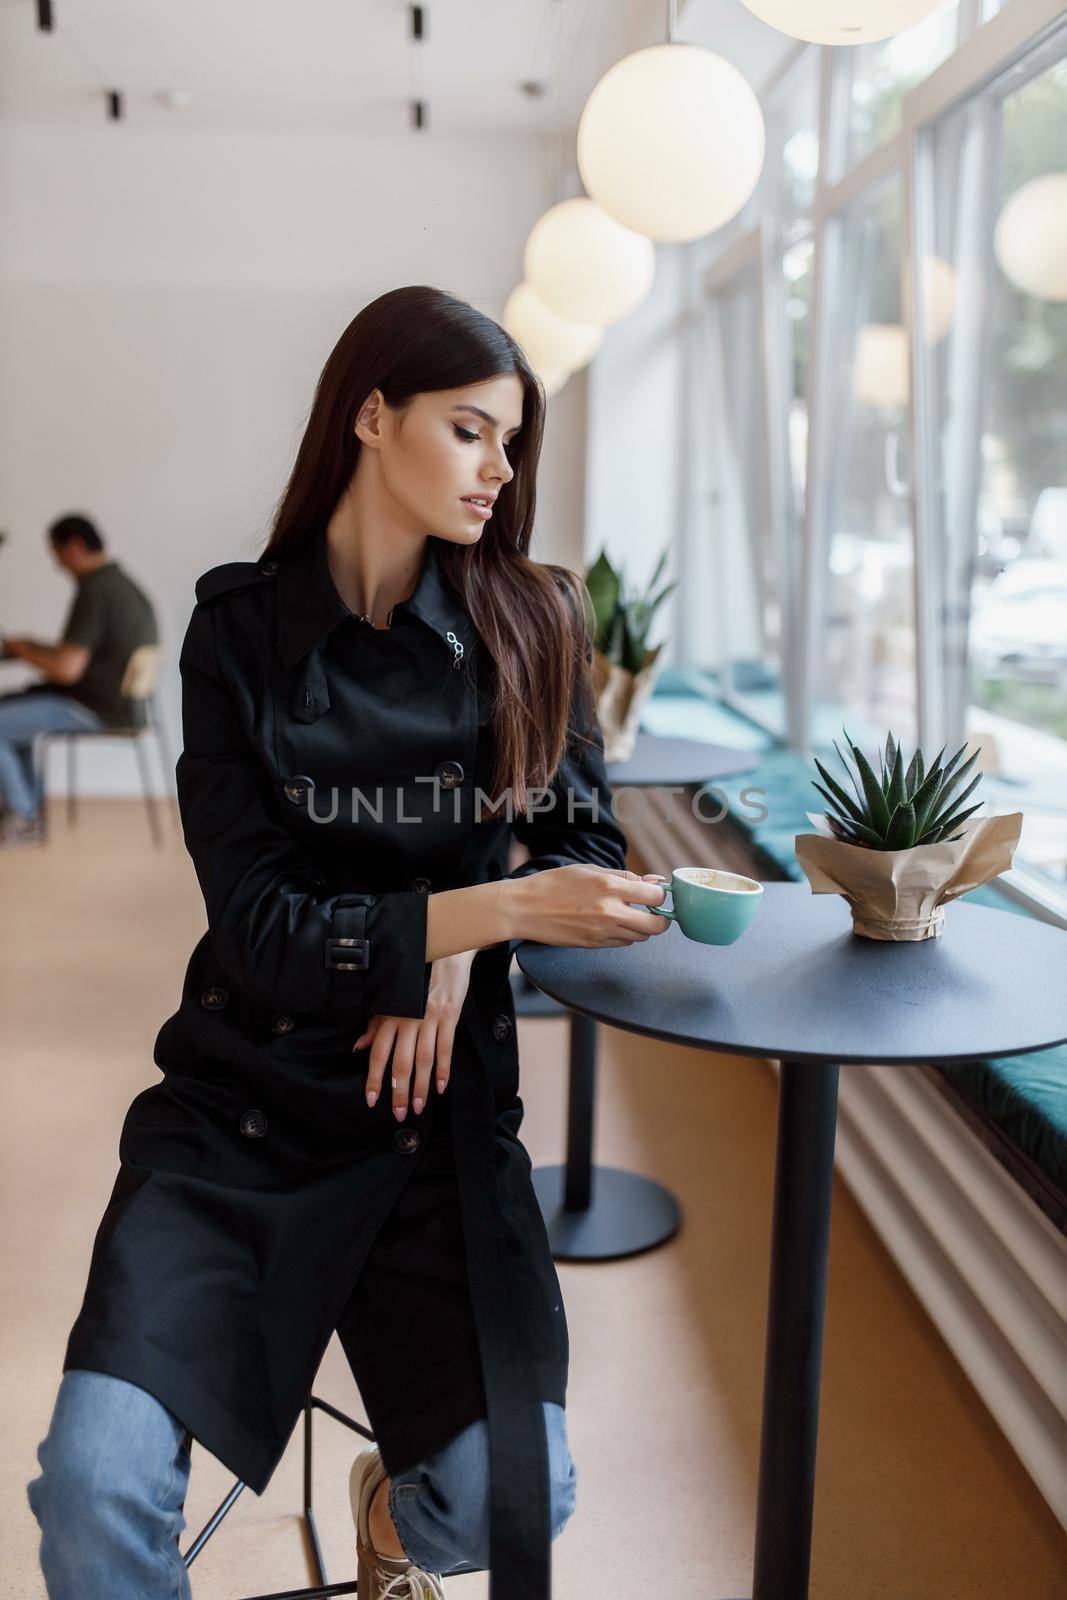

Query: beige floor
2;800;1064;1598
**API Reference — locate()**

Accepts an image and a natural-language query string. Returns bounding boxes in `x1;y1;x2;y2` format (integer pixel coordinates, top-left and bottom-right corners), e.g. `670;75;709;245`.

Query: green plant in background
811;727;985;851
583;546;677;675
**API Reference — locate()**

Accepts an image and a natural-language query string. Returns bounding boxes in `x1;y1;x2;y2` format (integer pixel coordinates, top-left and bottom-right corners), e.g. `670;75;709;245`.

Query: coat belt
451;1009;552;1599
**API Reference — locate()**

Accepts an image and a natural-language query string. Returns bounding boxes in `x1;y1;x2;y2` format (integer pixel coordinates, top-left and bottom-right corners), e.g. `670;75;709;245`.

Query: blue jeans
0;688;105;819
26;1368;577;1597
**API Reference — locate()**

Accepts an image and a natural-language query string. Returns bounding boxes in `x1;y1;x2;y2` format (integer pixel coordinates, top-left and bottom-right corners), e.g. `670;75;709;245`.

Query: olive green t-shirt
61;561;160;728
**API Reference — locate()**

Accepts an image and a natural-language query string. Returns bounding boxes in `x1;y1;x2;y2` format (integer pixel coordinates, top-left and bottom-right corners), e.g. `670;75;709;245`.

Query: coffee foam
676;867;762;894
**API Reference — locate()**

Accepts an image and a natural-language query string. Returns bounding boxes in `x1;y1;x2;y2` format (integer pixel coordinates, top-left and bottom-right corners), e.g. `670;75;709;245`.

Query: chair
182;1390;482;1597
33;645;178;848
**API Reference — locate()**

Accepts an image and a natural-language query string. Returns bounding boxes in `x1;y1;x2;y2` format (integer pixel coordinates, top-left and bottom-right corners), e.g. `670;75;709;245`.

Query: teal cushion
942;885;1067;1196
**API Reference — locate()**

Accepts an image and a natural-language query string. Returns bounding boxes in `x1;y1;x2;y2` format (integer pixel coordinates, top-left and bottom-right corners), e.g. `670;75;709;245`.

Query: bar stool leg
66;735;77;827
150;699;181;834
133;731;163;847
751;1057;840;1600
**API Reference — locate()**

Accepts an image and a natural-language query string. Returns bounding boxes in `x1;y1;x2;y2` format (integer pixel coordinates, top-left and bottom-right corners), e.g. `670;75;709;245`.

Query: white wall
0;125;588;796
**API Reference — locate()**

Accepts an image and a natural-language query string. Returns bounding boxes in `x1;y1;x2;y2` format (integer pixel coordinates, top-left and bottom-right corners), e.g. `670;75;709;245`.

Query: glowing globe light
739;0;947;46
503;283;603;377
524;198;656;326
902;254;958;344
993;174;1067;302
539;366;571;398
853;324;909;407
576;44;765;244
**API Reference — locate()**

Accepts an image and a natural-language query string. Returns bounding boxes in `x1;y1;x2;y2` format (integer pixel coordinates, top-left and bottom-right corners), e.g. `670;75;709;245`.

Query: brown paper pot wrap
793;810;1023;940
592;643;665;762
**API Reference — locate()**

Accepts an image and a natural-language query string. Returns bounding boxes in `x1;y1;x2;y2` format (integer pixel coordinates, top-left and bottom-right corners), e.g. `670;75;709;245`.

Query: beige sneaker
349;1445;445;1600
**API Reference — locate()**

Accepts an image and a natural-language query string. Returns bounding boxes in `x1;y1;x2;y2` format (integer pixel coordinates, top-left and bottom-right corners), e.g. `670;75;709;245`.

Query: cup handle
630;886;677;922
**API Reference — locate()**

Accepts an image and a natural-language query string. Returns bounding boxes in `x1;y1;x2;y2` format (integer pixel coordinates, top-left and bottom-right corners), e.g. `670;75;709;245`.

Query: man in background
0;514;159;849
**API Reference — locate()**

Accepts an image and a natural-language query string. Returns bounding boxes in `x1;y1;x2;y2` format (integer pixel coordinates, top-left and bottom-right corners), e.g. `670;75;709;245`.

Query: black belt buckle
325;936;370;972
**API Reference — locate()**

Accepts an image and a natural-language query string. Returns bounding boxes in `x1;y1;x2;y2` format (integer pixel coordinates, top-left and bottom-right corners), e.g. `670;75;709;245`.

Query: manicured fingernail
413;1097;424;1114
367;1090;378;1106
436;1078;446;1094
394;1104;407;1121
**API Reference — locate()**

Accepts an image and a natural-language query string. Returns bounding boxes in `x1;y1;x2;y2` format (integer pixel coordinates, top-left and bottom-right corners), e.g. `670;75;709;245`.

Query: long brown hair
264;284;597;814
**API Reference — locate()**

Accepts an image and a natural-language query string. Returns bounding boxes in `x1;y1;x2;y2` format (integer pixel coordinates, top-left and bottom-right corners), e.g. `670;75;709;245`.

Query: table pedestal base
531;1164;681;1260
525;1006;683;1261
750;1057;840;1600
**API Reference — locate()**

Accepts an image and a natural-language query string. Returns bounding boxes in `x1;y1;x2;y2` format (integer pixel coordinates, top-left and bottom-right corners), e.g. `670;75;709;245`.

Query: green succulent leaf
927;747;981;824
606;609;626;662
850;743;892;834
886;745;906;813
904;747;923;799
841;815;891;849
911;754;950;835
882;730;897;791
937;740;971;790
642;544;670;601
584;549;620;651
922;771;982;836
885;801;917;850
813;760;867;825
832;737;865;805
926;799;984;842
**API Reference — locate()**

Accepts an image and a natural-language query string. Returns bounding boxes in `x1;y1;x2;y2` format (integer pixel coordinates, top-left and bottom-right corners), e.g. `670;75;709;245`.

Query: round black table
513;732;760;1260
516;883;1067;1600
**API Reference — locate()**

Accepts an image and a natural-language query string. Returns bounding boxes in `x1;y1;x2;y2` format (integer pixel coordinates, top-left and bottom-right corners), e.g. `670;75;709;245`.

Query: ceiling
0;0;794;135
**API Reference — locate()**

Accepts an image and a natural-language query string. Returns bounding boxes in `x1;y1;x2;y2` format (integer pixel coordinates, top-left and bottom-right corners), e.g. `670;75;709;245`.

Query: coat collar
276;526;472;671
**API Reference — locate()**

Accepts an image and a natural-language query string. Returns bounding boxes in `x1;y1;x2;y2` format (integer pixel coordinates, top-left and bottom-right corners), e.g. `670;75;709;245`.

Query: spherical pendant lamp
902;254;958;344
502;283;603;378
524;198;656;326
539;366;571;398
576;44;765;244
853;324;909;407
993;174;1067;302
739;0;947;46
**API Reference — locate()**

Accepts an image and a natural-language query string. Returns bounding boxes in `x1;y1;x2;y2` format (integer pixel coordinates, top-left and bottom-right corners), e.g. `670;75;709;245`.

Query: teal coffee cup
655;867;763;945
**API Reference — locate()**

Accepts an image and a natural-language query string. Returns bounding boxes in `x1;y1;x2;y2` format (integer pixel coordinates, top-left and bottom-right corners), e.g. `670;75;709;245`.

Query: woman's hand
511;865;672;948
353;948;478;1121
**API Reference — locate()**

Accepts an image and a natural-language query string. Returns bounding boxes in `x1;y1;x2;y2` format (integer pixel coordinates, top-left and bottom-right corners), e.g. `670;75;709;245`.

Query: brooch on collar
446;630;465;670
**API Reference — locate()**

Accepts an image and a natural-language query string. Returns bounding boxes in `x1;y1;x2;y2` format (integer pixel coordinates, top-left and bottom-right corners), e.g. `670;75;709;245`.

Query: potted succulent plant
583;545;676;761
794;727;1023;940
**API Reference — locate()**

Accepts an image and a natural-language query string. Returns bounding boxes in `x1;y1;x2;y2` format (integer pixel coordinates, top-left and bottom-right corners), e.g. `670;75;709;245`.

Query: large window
841;2;961;170
918;29;1067;892
706;265;779;721
700;47;819;737
696;0;1067;916
813;176;917;749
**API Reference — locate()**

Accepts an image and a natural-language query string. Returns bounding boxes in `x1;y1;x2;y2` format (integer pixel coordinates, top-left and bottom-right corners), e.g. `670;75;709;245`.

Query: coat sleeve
175;600;431;1021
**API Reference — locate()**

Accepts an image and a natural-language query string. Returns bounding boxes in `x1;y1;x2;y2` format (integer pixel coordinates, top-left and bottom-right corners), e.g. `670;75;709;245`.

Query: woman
27;285;672;1599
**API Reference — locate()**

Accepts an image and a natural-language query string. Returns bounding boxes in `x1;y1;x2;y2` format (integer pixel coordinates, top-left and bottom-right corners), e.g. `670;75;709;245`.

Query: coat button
200;986;229;1010
392;1127;421;1156
270;1013;295;1035
239;1108;268;1138
435;760;464;790
283;774;315;805
260;561;279;576
409;877;432;893
312;871;326;889
491;1012;514;1043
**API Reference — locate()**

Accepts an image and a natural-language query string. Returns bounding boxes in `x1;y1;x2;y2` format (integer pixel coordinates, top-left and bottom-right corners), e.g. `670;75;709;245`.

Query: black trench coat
62;527;629;1600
